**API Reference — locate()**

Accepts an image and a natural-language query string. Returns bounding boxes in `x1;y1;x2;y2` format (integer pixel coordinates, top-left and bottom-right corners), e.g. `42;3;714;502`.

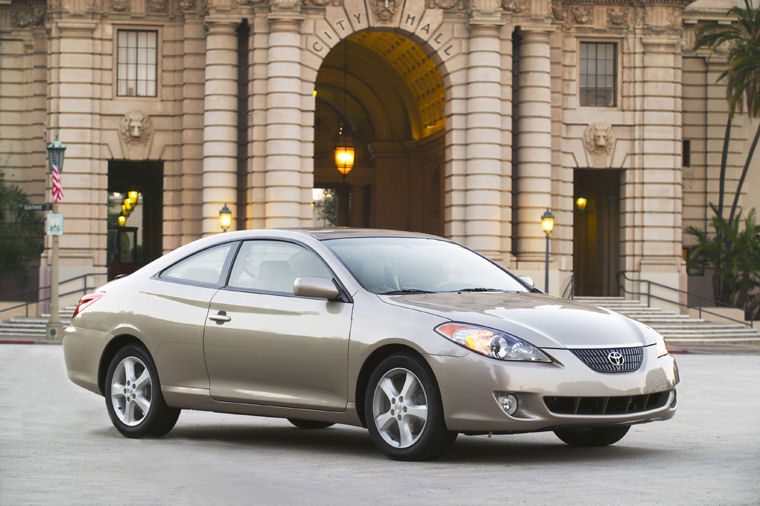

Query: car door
144;241;236;390
203;239;353;411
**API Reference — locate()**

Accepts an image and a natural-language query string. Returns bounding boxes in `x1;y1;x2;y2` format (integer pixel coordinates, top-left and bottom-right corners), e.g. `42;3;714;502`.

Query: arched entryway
313;31;445;235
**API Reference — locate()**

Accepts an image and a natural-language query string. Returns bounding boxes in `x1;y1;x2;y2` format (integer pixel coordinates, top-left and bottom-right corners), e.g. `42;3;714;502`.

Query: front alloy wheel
365;354;456;461
105;344;180;438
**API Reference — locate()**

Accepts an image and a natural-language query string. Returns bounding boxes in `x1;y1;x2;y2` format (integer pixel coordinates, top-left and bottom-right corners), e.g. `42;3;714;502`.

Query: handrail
0;272;107;318
561;272;575;299
616;271;753;328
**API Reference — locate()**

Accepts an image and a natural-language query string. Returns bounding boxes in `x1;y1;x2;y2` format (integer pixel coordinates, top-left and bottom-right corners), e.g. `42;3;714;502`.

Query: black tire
104;344;180;438
364;353;457;461
554;425;630;447
287;418;335;429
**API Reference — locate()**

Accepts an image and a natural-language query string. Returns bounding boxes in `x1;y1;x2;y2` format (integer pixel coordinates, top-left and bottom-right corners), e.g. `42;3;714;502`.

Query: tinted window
325;237;527;294
161;243;233;286
228;240;332;294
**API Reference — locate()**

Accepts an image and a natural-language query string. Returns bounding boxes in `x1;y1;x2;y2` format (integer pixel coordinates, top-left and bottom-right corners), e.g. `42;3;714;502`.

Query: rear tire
287;418;334;429
364;353;457;461
104;344;180;438
554;425;630;447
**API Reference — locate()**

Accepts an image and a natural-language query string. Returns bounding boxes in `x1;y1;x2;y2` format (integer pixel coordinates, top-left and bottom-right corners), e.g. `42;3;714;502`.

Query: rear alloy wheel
554;425;630;447
365;354;456;461
105;344;180;438
287;418;335;429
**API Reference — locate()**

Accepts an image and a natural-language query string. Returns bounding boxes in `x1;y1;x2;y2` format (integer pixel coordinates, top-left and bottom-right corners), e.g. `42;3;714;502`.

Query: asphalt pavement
0;345;758;505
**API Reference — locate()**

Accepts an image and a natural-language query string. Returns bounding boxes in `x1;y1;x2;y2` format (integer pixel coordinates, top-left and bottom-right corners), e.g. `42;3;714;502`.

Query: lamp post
219;203;232;232
541;208;554;293
46;136;66;339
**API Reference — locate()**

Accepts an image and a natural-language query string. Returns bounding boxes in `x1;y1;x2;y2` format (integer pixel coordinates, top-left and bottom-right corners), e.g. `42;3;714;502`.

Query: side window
161;243;233;286
228;240;332;295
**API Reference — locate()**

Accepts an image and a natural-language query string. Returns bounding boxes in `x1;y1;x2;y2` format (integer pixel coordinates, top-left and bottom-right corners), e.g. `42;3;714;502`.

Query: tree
0;172;44;284
695;0;760;225
687;205;760;319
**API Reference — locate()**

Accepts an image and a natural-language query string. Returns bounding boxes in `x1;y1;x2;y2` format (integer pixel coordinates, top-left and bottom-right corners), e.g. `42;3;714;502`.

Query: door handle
209;312;231;323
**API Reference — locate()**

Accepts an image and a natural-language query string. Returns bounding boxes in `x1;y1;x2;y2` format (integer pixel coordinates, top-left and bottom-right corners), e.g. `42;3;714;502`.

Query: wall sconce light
219;203;232;232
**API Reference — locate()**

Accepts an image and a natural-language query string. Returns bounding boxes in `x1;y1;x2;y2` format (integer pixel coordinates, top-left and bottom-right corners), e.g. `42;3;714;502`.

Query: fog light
498;393;518;416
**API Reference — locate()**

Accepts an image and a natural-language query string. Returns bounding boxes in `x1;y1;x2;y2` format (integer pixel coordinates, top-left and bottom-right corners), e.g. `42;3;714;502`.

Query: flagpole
45;136;65;340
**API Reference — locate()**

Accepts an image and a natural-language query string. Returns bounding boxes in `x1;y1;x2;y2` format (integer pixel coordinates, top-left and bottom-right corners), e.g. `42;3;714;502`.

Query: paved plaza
1;345;758;505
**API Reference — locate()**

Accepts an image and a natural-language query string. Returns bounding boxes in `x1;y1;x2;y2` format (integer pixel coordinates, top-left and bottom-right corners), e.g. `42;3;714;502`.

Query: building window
579;42;617;107
682;139;691;167
117;30;158;97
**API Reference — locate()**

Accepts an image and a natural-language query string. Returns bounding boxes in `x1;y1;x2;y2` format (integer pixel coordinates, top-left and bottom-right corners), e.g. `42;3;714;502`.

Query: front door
203;240;353;411
574;169;621;296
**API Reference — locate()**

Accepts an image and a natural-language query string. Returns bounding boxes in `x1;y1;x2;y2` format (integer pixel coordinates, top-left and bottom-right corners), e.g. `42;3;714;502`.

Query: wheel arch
97;334;150;395
354;344;439;427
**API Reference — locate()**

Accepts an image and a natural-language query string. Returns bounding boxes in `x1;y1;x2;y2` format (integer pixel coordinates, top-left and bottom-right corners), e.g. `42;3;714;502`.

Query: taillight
72;293;104;318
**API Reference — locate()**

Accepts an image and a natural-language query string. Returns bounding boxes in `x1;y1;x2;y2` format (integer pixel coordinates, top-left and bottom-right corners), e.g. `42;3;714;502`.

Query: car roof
276;228;445;241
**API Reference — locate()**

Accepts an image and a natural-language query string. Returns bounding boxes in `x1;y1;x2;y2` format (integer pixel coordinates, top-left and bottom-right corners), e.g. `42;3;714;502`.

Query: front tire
104;344;180;438
364;353;457;461
554;425;630;447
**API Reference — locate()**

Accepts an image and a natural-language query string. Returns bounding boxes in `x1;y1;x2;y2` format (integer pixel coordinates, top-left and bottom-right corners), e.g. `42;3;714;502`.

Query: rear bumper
427;346;679;433
62;325;108;395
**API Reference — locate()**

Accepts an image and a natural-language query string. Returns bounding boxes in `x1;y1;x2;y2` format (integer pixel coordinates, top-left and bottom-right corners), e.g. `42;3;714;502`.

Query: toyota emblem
608;351;625;367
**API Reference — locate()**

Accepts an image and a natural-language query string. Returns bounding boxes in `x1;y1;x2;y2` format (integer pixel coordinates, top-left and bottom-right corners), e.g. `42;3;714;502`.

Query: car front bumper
427;345;679;433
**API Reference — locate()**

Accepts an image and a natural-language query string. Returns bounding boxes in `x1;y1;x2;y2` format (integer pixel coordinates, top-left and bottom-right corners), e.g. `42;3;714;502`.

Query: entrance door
573;169;621;296
107;161;163;280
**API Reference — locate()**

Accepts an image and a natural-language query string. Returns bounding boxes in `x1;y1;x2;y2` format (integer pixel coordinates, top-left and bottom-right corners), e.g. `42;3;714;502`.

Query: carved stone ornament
551;0;563;22
147;0;168;12
503;0;529;14
179;0;196;9
302;0;341;6
11;5;46;28
584;122;614;156
433;0;459;9
571;5;592;24
608;7;627;26
238;0;266;4
111;0;129;11
370;0;400;22
120;112;152;144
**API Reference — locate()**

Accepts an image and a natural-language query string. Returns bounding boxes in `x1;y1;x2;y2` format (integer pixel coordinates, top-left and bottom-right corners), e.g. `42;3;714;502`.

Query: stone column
464;22;505;259
264;14;307;228
44;19;107;293
634;37;685;291
201;18;239;236
515;27;552;262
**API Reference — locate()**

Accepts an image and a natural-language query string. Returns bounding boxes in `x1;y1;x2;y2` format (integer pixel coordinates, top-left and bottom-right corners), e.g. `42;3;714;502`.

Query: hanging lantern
219;203;232;232
117;215;126;227
128;190;139;205
334;125;355;176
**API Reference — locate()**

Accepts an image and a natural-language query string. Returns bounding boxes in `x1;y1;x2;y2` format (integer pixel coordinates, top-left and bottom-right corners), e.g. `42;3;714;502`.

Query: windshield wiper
456;287;504;293
380;289;434;295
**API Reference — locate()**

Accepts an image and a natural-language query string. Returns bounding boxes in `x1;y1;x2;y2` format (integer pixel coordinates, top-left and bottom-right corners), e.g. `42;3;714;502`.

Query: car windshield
324;237;528;295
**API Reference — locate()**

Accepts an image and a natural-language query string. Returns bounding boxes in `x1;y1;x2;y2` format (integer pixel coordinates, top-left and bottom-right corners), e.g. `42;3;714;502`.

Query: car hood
381;292;653;349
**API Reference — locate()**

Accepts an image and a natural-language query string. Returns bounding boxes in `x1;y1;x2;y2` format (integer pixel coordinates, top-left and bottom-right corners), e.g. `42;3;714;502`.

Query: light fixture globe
541;208;555;235
334;126;355;176
219;203;232;232
128;190;139;205
46;135;66;173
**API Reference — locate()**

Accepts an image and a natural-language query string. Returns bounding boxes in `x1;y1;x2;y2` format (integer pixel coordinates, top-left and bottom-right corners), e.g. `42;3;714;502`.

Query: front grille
544;391;671;415
570;347;643;373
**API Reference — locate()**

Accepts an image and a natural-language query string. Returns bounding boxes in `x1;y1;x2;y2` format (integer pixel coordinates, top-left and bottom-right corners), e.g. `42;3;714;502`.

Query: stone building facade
0;0;758;305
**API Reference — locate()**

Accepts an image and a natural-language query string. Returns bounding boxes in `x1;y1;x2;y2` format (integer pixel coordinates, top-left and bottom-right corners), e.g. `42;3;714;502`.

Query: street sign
19;203;53;211
46;212;64;236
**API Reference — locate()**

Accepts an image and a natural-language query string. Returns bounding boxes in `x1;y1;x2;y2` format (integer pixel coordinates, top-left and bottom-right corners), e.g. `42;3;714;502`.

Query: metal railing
0;272;107;318
616;271;753;328
561;272;575;299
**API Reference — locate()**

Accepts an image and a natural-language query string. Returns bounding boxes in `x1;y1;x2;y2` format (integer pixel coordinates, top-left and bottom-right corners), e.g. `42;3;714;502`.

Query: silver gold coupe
63;229;678;460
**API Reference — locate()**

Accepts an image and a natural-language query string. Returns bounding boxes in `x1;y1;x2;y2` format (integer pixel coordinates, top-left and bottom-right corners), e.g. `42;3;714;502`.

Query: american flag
51;150;63;203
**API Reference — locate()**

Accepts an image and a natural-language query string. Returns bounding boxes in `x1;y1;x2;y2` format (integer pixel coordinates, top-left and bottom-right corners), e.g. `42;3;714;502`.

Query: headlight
655;331;669;357
435;323;551;362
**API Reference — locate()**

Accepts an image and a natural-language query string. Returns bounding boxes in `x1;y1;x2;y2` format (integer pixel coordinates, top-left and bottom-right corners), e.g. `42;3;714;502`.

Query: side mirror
293;277;340;300
519;276;534;287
